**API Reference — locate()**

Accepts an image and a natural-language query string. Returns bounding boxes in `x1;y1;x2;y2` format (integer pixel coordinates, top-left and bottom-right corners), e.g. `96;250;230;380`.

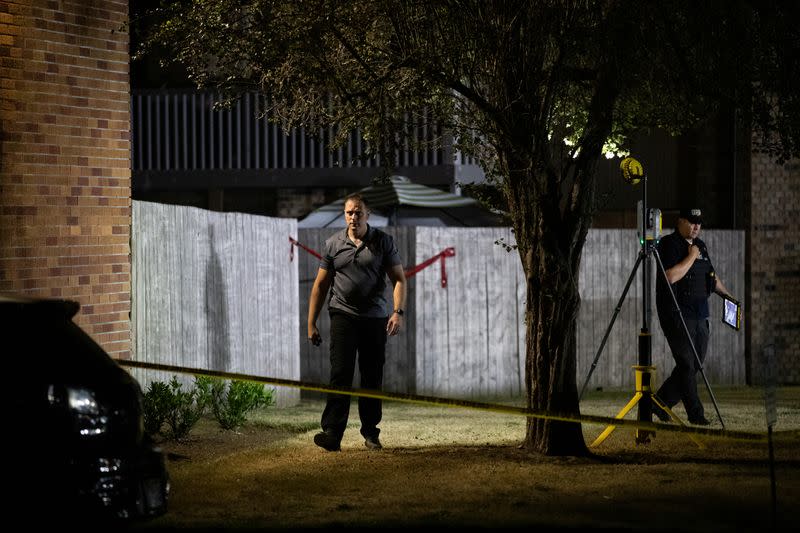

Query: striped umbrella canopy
298;175;501;228
359;175;477;208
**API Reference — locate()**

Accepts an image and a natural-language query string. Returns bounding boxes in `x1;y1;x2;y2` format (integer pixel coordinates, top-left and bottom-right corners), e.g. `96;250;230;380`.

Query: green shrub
142;375;211;441
142;380;173;437
142;375;273;437
208;378;275;430
165;376;211;440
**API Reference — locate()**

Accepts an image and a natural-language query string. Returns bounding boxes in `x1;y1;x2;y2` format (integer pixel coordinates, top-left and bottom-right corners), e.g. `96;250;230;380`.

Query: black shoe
689;416;711;426
314;431;341;452
364;436;382;450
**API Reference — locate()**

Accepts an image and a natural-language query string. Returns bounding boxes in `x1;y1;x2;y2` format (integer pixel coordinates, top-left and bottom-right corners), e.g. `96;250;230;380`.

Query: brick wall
748;154;800;384
0;0;131;358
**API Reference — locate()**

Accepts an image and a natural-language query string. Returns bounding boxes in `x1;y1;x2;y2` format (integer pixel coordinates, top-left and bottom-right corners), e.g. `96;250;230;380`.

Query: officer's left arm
386;264;407;336
714;276;735;301
705;243;736;301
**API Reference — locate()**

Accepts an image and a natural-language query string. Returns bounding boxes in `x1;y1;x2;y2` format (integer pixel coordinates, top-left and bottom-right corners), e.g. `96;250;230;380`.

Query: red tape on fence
403;247;456;287
289;236;322;261
289;236;455;287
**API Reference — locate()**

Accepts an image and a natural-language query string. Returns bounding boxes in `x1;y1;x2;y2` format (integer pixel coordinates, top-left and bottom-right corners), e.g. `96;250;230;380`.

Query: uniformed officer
652;208;734;425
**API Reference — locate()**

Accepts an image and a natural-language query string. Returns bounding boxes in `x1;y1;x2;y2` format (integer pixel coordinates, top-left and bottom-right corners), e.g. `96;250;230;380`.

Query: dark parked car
4;294;169;524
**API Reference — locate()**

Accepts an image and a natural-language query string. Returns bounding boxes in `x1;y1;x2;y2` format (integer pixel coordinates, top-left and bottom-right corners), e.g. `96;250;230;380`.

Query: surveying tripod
579;159;724;447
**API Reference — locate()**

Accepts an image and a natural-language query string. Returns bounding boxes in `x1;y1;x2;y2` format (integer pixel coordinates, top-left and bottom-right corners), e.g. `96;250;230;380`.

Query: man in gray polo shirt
307;192;407;451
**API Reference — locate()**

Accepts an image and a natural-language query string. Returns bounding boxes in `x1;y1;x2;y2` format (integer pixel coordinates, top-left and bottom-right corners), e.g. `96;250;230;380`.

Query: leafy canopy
135;0;800;176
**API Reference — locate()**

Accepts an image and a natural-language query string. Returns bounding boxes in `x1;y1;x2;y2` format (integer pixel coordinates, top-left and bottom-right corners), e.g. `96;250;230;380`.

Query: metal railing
131;90;452;173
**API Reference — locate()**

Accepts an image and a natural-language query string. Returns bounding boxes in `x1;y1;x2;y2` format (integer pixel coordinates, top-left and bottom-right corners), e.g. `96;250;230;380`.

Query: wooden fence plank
382;227;415;393
131;201;300;406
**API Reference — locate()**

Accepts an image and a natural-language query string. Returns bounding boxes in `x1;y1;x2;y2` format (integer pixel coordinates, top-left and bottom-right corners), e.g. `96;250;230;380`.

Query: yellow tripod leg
590;392;643;447
651;396;706;449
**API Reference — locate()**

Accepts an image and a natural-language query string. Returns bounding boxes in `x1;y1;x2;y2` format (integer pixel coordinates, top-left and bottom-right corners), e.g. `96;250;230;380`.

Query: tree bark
502;151;595;457
521;243;588;455
498;49;615;455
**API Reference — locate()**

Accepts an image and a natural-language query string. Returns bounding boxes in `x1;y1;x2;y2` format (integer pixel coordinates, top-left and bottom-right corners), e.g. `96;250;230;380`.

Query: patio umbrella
298;175;504;227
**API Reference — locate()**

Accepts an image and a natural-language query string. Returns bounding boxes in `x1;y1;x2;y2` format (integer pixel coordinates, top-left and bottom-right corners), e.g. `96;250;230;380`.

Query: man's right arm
308;267;333;346
664;243;701;284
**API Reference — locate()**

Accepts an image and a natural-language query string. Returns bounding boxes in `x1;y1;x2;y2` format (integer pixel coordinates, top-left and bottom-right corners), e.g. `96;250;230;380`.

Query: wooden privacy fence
412;227;525;398
127;203;744;406
297;227;746;398
131;201;300;406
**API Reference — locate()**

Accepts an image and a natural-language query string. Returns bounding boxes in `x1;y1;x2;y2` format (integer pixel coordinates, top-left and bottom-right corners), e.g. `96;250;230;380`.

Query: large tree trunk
521;244;587;455
496;51;615;456
502;152;598;457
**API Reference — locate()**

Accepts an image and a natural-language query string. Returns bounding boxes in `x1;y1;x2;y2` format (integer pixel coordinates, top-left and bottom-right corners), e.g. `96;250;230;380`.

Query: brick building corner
748;152;800;384
0;0;132;358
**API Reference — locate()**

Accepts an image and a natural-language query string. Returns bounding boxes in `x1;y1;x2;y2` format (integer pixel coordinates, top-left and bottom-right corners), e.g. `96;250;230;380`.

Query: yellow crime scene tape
116;359;773;443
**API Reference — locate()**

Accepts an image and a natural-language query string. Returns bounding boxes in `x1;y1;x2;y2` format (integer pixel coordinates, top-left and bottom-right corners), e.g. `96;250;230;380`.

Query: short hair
343;192;369;209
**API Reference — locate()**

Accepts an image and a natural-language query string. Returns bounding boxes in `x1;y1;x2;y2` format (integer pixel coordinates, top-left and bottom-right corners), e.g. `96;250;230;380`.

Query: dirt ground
132;386;799;531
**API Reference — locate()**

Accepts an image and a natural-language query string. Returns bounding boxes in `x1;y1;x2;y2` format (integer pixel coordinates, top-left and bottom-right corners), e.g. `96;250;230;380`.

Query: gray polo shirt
320;225;402;318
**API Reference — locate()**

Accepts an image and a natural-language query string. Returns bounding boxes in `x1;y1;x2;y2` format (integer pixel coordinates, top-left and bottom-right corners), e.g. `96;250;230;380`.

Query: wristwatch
394;309;404;316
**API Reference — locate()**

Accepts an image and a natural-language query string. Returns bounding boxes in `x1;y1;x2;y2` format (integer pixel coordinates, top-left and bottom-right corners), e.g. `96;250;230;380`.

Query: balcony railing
131;90;487;181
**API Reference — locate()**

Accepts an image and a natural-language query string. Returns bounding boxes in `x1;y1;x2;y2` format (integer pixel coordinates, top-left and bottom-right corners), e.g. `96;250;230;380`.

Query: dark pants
321;312;387;440
656;311;710;421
